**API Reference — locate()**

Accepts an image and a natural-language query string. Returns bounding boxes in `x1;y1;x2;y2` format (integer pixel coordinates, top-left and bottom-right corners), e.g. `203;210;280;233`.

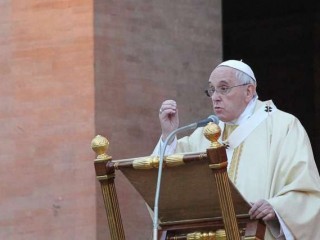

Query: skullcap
217;60;256;81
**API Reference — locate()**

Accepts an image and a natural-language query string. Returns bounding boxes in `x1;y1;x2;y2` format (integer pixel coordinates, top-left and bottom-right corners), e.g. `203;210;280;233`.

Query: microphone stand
152;123;197;240
152;115;218;239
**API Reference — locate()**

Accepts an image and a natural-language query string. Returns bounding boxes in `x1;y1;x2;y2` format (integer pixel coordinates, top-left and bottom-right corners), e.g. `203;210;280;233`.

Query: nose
211;90;221;102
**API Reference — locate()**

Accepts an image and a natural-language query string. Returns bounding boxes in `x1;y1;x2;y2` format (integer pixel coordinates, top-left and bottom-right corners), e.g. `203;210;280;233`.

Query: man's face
208;66;253;122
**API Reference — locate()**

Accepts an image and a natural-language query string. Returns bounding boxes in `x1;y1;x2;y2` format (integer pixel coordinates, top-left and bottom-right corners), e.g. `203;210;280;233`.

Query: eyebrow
208;81;230;86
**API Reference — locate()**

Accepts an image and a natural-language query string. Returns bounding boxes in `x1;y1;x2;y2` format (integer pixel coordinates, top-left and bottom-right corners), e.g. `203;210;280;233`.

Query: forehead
208;66;237;85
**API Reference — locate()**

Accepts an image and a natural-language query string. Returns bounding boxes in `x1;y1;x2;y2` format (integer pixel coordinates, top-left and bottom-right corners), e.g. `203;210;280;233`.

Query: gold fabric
222;124;243;184
222;124;238;141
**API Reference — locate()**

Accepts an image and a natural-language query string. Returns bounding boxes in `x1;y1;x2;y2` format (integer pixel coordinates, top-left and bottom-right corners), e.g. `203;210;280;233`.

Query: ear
245;84;256;102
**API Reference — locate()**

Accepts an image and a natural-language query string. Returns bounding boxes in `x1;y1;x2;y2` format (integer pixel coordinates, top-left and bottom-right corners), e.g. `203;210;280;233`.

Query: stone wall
94;0;222;238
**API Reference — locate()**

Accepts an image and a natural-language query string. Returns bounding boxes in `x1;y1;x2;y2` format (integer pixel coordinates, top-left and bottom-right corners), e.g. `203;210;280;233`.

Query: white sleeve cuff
266;209;294;240
152;136;177;156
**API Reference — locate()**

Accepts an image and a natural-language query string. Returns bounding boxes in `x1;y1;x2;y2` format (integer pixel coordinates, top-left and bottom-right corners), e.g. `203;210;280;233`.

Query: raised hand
159;100;179;141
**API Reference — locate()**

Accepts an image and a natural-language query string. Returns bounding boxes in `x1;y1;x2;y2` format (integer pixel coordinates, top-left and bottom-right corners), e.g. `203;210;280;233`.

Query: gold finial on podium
91;135;112;161
203;122;222;148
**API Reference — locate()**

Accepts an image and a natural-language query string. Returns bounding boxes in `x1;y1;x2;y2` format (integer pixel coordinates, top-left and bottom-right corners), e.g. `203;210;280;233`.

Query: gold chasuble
174;100;320;240
222;124;243;184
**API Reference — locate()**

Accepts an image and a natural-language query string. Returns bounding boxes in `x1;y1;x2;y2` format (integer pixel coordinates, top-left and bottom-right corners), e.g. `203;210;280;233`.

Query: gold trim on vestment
222;124;243;184
228;144;244;184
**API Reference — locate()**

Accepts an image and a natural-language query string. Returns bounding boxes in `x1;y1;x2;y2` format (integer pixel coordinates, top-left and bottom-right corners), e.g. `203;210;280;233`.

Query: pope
153;60;320;239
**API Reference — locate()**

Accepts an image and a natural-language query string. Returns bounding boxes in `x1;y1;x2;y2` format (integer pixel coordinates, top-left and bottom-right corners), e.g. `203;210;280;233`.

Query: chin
213;112;223;121
216;115;230;122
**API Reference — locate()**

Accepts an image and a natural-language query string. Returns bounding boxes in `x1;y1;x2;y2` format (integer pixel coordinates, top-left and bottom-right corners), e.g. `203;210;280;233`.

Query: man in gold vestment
153;60;320;239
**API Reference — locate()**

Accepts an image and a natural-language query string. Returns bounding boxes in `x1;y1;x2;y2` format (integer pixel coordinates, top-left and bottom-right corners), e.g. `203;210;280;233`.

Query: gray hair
235;70;257;97
235;70;257;86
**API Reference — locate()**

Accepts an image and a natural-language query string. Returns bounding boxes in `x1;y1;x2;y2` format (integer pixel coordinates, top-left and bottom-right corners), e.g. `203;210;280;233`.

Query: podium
91;123;266;240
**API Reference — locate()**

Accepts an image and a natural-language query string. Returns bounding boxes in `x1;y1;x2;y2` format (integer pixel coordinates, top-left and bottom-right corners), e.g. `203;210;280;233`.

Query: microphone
152;115;219;240
196;115;219;128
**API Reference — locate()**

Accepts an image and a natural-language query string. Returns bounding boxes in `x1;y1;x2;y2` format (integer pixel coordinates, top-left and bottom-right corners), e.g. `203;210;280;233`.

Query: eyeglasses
205;83;250;97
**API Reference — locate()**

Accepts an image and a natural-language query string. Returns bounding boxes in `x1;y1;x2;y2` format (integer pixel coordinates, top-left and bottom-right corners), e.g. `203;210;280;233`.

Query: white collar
226;95;258;125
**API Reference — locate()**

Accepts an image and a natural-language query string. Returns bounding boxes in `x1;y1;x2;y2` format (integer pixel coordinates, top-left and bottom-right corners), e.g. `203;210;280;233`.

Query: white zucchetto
217;60;256;82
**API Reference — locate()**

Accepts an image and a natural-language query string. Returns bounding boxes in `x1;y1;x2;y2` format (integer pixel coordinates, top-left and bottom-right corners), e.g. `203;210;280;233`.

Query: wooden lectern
91;122;265;240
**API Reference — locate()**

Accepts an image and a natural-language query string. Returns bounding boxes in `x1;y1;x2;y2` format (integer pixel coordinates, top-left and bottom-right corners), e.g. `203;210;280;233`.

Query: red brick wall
0;1;96;239
94;1;222;239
